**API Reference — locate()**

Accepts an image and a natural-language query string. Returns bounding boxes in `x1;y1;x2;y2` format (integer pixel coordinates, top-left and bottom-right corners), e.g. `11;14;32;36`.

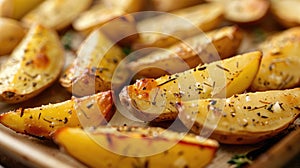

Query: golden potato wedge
72;4;125;34
178;88;300;144
128;25;243;78
251;27;300;91
102;0;145;13
0;91;114;138
120;51;262;122
53;126;219;168
60;29;125;96
0;0;44;19
132;3;224;50
22;0;92;30
72;3;138;45
150;0;203;12
0;17;25;56
270;0;300;28
0;24;64;103
224;0;270;24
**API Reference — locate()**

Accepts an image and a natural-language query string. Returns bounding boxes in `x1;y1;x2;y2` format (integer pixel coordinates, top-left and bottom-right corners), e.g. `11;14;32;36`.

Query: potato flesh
128;26;243;78
53;127;219;168
0;91;114;138
178;88;300;144
132;3;224;49
251;27;300;91
121;51;262;121
0;24;64;103
22;0;92;30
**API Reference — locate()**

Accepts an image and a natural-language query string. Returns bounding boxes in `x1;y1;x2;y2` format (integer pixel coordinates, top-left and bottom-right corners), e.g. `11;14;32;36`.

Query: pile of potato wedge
1;0;300;167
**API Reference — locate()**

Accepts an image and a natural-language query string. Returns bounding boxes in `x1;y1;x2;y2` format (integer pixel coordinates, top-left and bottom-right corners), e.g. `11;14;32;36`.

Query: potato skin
178;88;300;144
0;91;115;138
53;126;219;168
0;17;25;56
129;25;243;78
0;24;64;103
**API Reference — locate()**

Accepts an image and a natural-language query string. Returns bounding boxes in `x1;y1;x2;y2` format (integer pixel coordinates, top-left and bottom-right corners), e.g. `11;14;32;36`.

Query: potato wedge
270;0;300;28
0;24;64;103
60;29;125;96
251;27;300;91
132;3;224;50
102;0;145;13
120;51;262;122
72;4;125;34
178;88;300;144
22;0;92;30
223;0;270;24
209;0;269;24
0;17;25;56
53;126;219;168
150;0;203;12
128;25;243;78
0;0;44;19
72;3;138;45
0;91;114;138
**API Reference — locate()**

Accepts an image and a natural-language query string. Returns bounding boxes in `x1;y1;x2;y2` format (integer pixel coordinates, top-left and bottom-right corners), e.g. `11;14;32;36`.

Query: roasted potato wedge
128;25;243;78
120;51;262;122
22;0;92;30
53;126;219;168
60;29;125;96
132;3;224;50
178;88;300;144
0;91;114;138
270;0;300;28
0;24;64;103
251;27;300;91
72;4;125;34
150;0;203;12
209;0;269;24
72;4;138;44
0;0;44;19
224;0;269;24
0;17;25;56
102;0;145;13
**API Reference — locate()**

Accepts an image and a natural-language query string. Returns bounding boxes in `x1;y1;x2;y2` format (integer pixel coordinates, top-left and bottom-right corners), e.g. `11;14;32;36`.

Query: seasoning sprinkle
216;64;230;72
157;78;176;86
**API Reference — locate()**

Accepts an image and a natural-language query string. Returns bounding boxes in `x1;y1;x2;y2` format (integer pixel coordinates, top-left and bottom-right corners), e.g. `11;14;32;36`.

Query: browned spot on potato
26;125;50;137
33;47;50;68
